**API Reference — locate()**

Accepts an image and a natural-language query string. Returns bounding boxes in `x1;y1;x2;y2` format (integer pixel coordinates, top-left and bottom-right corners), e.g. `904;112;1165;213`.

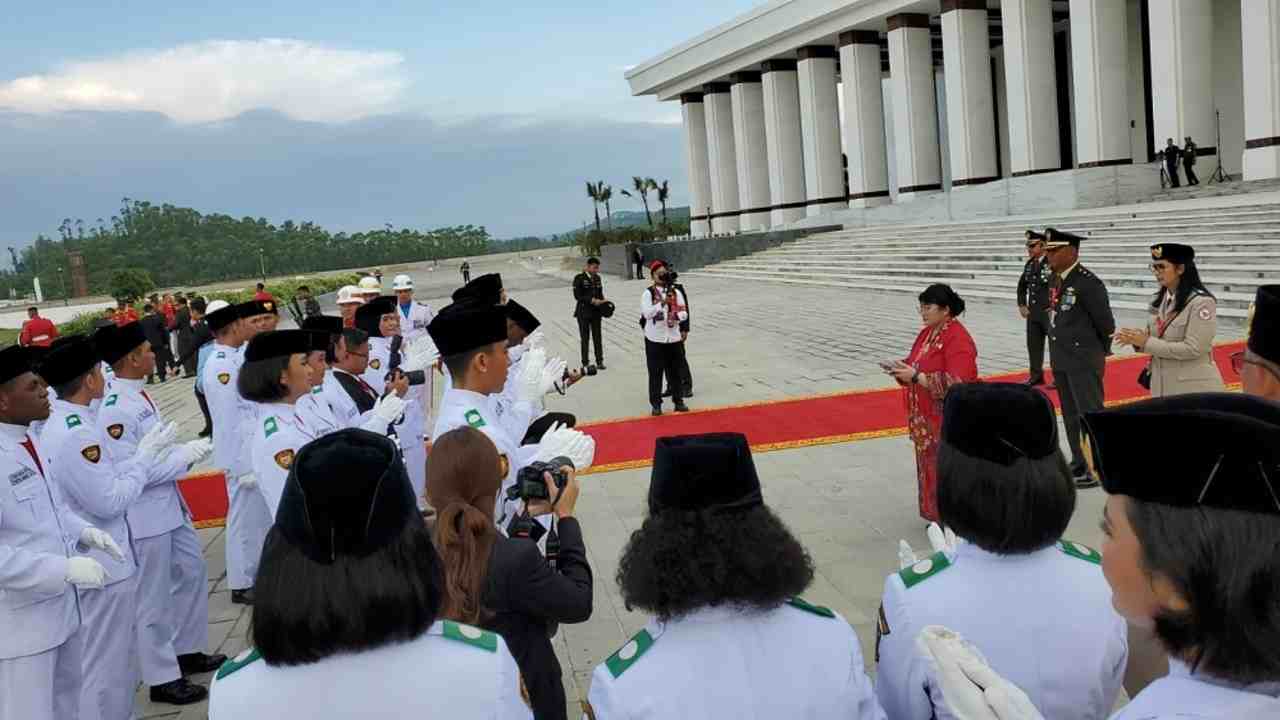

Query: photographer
640;260;689;415
429;426;592;720
573;257;608;370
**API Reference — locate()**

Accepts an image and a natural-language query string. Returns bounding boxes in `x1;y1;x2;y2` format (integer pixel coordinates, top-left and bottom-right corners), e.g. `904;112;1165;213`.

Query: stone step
727;257;1280;277
792;229;1280;248
758;249;1280;263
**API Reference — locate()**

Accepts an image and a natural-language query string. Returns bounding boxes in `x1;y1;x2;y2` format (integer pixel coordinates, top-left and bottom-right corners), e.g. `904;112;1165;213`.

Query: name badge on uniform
1060;288;1077;312
9;467;35;486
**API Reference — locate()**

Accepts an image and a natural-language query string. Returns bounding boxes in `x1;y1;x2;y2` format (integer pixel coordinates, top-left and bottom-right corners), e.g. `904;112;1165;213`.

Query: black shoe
651;406;663;417
1024;376;1045;387
231;588;255;605
673;402;690;413
1074;472;1100;489
178;652;228;675
596;362;606;370
149;678;208;705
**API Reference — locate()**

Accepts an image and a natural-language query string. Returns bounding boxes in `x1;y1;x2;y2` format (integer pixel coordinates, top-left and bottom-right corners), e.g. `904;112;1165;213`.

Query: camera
660;267;679;286
505;457;573;502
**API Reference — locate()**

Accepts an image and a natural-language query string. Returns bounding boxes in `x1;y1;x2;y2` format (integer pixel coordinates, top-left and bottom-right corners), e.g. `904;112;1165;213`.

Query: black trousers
633;259;644;279
664;341;693;395
462;270;470;283
1184;161;1199;185
577;316;603;366
151;344;172;381
1053;366;1105;475
645;338;684;407
1026;315;1049;382
1166;162;1180;187
195;387;213;434
521;412;577;445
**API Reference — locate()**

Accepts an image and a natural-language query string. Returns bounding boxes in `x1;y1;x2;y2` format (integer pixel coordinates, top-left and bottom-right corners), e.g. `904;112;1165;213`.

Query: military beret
1082;393;1280;515
37;335;100;386
94;322;147;365
505;299;540;334
1043;228;1084;249
648;433;763;514
941;382;1059;464
1249;285;1280;364
427;300;507;357
275;429;421;564
0;345;36;385
1151;243;1194;264
301;315;343;335
354;296;397;338
244;330;314;362
451;273;503;305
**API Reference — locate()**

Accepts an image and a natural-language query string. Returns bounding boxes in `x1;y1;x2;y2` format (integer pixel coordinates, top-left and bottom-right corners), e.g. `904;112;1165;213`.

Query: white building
626;0;1280;237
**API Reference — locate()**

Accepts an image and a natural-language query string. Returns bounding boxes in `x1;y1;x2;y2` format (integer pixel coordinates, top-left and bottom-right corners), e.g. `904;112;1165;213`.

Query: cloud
0;39;407;124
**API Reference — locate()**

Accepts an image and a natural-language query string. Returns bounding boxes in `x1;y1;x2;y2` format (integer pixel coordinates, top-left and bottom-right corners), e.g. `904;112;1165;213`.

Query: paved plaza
134;254;1228;718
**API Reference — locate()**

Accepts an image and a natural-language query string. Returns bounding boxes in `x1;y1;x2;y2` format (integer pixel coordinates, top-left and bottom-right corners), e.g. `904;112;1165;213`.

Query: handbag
1139;301;1182;390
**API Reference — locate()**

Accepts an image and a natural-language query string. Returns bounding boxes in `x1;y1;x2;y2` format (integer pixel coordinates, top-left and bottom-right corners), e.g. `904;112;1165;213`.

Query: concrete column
730;72;772;230
797;46;847;216
839;31;891;206
1001;0;1062;175
941;0;999;186
1243;0;1280;179
1148;0;1215;163
680;93;713;237
888;13;943;198
1069;0;1131;166
703;83;740;234
761;59;808;225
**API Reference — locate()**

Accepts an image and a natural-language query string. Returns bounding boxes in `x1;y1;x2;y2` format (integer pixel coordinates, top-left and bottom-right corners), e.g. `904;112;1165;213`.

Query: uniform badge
274;449;294;469
1198;305;1213;321
81;445;101;463
218;372;231;385
498;454;509;478
605;629;654;678
370;358;381;370
65;414;82;429
216;351;226;359
264;417;279;438
8;467;35;486
104;394;118;407
107;423;125;439
465;409;486;428
264;302;275;313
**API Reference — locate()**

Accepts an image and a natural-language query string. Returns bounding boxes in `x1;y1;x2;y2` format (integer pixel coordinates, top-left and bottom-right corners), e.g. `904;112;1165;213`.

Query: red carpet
179;341;1246;526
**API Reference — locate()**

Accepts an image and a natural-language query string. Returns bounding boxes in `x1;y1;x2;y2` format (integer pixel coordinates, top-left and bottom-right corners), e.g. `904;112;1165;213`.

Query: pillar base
690;219;711;237
896;186;944;202
1244;145;1280;181
847;194;892;209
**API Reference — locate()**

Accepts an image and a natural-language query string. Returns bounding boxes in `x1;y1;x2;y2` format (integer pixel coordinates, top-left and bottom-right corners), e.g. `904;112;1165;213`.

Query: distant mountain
548;206;690;238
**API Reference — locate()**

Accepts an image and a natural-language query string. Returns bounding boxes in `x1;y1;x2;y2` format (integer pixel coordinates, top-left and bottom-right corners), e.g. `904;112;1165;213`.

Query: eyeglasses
1149;263;1172;273
346;351;369;359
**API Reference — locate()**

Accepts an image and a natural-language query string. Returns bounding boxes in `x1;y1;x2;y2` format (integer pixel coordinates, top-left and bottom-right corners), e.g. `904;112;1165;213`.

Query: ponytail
434;500;498;625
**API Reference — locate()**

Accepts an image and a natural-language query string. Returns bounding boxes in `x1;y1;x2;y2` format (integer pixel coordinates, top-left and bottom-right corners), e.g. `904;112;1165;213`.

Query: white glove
522;329;546;351
400;336;440;373
361;394;406;431
79;527;125;562
237;473;258;489
918;626;1044;720
898;540;919;570
66;556;108;589
176;438;214;468
516;348;567;405
533;423;596;471
136;421;178;461
928;522;961;553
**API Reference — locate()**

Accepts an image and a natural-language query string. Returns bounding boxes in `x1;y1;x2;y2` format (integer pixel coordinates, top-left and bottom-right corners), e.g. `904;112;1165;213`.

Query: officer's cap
427;300;507;357
0;345;37;385
301;315;343;335
1151;243;1194;264
1025;229;1046;244
1248;285;1280;364
239;299;277;318
244;330;314;362
1042;227;1084;249
37;335;100;386
505;299;540;334
1082;393;1280;515
391;274;414;291
204;300;238;332
451;273;503;305
942;383;1059;465
648;433;762;514
94;321;147;365
276;429;419;564
354;296;397;338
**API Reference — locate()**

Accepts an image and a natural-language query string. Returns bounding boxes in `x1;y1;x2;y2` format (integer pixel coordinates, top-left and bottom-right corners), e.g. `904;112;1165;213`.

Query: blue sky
0;0;756;247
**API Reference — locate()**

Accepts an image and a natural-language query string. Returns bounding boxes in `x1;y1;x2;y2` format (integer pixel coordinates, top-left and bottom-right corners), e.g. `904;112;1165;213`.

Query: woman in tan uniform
1115;243;1224;397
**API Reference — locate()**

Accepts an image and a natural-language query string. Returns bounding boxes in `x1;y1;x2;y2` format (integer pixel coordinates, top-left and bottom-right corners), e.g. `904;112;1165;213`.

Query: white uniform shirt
432;388;529;524
640;285;688;344
875;542;1128;720
365;336;429;452
586;600;886;720
491;348;539;444
248;402;319;517
0;423;89;660
208;621;530;720
322;369;378;429
295;380;343;437
40;399;147;585
1111;660;1280;719
397;300;435;343
99;377;193;540
203;343;254;479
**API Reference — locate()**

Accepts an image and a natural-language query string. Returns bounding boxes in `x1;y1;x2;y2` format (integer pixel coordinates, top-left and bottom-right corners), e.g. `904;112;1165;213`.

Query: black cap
1082;393;1280;515
37;335;100;386
239;299;277;318
648;433;763;514
275;429;420;564
244;330;314;362
94;322;147;365
451;273;503;305
941;383;1059;465
300;315;343;335
205;303;240;332
1249;285;1280;364
1025;229;1046;243
1151;243;1194;264
0;345;35;385
505;299;540;334
586;256;601;265
1043;227;1084;249
427;300;507;356
354;296;397;338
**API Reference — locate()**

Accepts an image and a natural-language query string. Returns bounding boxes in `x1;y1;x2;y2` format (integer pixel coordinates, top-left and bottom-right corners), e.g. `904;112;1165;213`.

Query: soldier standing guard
573;257;608;370
1042;228;1115;489
1018;230;1053;387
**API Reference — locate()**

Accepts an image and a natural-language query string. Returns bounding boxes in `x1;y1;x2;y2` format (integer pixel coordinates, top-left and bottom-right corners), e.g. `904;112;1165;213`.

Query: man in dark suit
573;257;607;370
173;297;195;377
1043;228;1115;488
1182;136;1200;186
1163;138;1182;188
139;303;171;384
1017;230;1053;387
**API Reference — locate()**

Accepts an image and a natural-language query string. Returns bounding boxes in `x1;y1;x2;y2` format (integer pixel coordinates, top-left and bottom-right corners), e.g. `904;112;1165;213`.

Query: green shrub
109;269;156;302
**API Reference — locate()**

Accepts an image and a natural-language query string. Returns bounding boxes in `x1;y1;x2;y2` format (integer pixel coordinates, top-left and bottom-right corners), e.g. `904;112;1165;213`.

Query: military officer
875;383;1127;720
0;345;123;720
1239;285;1280;401
1017;230;1053;387
585;433;884;720
202;300;272;605
392;274;436;343
1042;228;1115;488
96;321;226;705
572;257;607;369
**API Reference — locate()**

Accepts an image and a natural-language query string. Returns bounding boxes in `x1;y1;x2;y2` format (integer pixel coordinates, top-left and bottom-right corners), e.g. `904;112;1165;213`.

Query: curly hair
616;505;814;621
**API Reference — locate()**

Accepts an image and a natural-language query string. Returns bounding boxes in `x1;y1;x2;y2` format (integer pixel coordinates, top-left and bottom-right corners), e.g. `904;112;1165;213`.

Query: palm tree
625;176;656;227
599;184;614;230
585;181;602;232
656;180;671;226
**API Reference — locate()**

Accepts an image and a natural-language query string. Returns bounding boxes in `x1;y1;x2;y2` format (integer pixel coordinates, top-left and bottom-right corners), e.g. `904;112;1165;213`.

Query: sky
0;0;757;249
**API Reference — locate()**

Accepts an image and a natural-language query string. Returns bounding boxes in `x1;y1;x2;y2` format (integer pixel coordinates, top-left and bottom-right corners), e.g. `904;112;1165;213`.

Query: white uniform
397;300;435;343
99;376;211;687
248;402;320;518
294;381;342;438
364;337;428;505
491;348;538;443
0;422;91;720
321;369;379;429
41;400;147;720
208;621;530;720
1111;660;1280;719
202;342;271;590
875;542;1128;720
586;599;886;720
432;388;529;525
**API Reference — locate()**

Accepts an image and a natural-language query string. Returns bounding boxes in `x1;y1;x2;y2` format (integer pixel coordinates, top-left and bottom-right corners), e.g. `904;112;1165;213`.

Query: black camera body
505;456;573;502
661;268;679;286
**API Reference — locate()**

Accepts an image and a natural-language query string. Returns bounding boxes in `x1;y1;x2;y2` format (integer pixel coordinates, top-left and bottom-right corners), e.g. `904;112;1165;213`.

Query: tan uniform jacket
1144;293;1225;397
